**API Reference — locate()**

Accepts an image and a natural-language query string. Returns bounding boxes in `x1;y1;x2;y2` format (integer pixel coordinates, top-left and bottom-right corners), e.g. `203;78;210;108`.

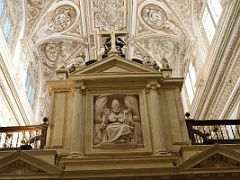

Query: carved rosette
48;5;77;32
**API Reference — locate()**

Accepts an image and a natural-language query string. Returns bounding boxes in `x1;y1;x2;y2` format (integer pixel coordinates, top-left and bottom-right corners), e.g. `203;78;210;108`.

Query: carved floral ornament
140;4;183;35
48;5;77;32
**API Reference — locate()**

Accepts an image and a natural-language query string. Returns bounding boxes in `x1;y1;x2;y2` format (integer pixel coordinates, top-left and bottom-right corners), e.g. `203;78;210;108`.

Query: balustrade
0;118;48;150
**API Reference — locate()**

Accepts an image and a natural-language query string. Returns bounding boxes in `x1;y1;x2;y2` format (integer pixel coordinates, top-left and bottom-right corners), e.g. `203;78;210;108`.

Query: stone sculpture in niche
94;95;143;147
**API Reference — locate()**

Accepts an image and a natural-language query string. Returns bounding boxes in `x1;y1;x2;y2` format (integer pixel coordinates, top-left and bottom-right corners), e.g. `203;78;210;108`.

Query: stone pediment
0;151;62;176
71;55;158;75
178;145;240;170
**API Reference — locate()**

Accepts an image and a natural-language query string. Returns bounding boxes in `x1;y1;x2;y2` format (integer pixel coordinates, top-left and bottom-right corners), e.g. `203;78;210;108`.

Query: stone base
97;142;142;149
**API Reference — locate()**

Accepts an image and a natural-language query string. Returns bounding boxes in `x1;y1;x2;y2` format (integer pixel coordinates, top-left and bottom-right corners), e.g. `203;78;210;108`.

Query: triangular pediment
0;159;45;174
71;55;157;75
0;151;62;175
178;145;240;169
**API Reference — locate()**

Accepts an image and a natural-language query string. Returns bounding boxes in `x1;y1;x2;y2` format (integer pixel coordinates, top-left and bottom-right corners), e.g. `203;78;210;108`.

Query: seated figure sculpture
101;99;133;143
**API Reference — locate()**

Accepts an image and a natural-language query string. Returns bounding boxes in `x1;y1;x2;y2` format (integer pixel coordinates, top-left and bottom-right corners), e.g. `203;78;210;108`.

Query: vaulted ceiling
24;0;203;82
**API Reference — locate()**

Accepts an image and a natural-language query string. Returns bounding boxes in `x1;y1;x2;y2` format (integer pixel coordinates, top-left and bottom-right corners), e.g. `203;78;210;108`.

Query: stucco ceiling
25;0;203;81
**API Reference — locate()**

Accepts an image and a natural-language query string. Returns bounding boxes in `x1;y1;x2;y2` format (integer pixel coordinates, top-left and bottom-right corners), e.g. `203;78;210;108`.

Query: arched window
0;0;4;17
184;61;197;104
207;0;222;23
25;69;35;105
202;0;222;43
3;16;12;41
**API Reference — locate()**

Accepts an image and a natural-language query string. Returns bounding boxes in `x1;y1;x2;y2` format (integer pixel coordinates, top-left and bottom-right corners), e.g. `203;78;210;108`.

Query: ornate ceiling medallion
48;5;77;32
141;4;167;29
140;4;182;35
93;0;125;29
43;43;60;62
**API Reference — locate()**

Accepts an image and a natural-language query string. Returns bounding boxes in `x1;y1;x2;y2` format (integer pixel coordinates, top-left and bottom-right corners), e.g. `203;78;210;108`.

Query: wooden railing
0;118;48;150
186;119;240;145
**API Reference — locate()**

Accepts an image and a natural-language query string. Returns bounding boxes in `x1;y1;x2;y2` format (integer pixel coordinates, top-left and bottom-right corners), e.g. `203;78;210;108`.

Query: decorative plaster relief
140;4;182;35
29;1;81;40
166;0;194;37
38;39;80;79
26;0;52;34
137;37;184;76
167;0;189;11
210;59;240;119
48;5;77;32
92;0;126;31
136;21;151;35
94;94;143;148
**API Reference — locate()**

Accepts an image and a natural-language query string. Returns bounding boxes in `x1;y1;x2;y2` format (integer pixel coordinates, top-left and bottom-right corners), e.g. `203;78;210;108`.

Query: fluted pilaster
146;80;167;154
70;84;86;157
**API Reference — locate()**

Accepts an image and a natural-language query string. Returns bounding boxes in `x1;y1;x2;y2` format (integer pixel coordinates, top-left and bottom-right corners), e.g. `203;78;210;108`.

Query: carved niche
93;94;143;148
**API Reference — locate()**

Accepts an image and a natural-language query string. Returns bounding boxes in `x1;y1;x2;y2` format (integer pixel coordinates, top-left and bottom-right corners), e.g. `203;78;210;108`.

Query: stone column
70;84;86;157
146;80;167;154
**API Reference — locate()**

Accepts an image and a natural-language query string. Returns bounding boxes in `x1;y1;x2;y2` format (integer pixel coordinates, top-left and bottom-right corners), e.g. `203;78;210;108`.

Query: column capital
73;82;87;94
79;85;87;94
73;85;87;94
146;80;160;93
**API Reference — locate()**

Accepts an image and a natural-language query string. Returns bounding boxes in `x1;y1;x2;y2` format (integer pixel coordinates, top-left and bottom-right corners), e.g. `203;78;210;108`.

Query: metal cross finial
100;25;127;55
